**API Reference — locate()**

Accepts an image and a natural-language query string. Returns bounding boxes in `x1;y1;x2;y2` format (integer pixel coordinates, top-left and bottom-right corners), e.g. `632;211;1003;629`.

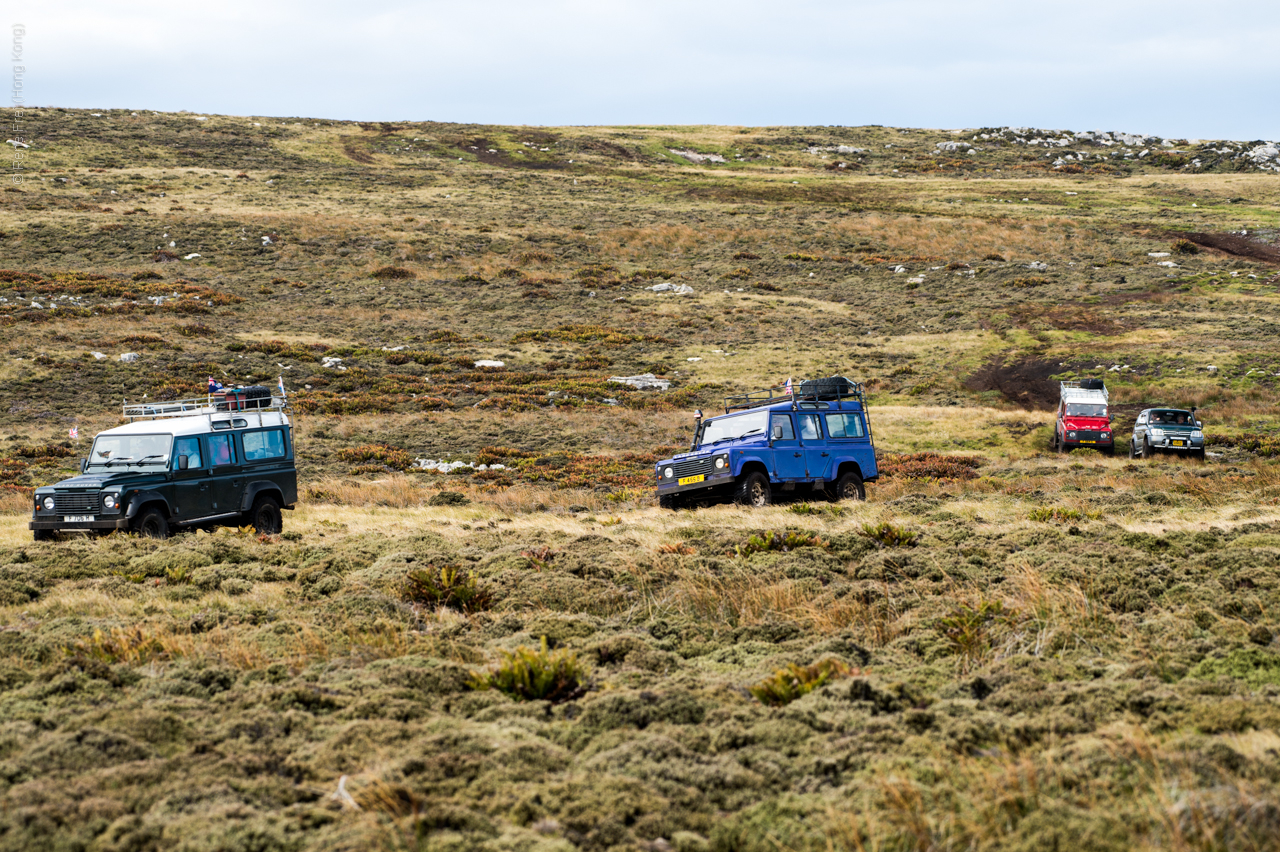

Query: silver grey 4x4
1130;407;1205;460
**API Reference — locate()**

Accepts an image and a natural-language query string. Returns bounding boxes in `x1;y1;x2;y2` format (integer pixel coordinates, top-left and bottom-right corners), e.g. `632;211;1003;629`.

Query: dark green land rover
30;395;297;541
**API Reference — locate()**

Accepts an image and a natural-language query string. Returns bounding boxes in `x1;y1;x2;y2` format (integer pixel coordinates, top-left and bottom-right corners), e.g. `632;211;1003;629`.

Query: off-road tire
134;507;169;539
1102;444;1115;456
658;493;684;511
1129;440;1138;459
1055;432;1067;454
828;471;866;502
1142;437;1153;459
734;472;771;507
1191;448;1206;461
249;495;283;535
32;528;54;542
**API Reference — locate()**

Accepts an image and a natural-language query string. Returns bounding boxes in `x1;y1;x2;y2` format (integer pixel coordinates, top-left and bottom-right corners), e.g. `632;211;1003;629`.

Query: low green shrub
428;491;470;507
402;564;493;613
750;659;853;706
1028;506;1100;523
475;637;588;703
858;522;917;548
735;531;828;558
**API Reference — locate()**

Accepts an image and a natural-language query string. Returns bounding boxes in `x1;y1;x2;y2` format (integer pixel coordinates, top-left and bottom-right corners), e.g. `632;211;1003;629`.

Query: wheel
249;495;282;535
133;507;169;539
1055;432;1067;454
1191;448;1206;461
1142;437;1153;459
828;471;866;502
733;472;771;507
658;493;684;511
32;528;54;542
1102;445;1115;456
1128;440;1138;459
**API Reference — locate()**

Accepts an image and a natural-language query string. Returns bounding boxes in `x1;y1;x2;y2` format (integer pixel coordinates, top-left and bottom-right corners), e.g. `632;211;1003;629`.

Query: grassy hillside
0;109;1279;851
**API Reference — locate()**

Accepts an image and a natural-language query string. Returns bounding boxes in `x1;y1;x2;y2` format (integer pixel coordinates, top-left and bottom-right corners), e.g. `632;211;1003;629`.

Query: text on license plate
678;474;705;486
1172;440;1185;446
1079;440;1095;444
64;515;94;523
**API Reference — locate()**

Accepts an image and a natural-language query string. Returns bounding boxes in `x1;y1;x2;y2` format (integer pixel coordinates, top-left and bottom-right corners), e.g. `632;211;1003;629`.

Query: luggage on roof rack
723;376;865;412
218;385;273;411
801;376;854;400
1080;378;1105;390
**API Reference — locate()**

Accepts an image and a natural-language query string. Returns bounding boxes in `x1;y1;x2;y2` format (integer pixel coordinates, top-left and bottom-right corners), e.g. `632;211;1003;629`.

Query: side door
171;435;213;522
1133;411;1148;451
826;410;873;474
770;413;806;479
206;432;244;514
797;412;829;481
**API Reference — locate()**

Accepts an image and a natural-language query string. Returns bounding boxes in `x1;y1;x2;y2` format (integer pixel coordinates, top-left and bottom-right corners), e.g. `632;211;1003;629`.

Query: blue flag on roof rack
208;377;224;393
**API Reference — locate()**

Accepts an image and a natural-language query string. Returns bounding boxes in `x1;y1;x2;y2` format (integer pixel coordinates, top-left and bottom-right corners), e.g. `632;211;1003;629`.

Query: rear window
826;413;865;439
243;429;287;461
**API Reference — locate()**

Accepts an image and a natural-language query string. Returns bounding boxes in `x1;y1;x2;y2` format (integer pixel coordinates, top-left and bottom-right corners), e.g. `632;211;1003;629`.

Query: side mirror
178;455;189;470
1108;414;1114;422
80;458;88;474
771;425;784;440
1196;420;1203;428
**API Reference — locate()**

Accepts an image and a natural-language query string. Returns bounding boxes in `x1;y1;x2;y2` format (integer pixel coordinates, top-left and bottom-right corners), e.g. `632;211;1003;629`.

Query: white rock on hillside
609;373;671;391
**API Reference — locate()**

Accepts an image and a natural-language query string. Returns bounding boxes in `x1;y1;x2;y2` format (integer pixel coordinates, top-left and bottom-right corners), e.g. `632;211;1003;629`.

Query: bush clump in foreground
858;521;918;548
878;452;984;481
750;659;854;706
474;637;588;703
401;565;493;612
734;530;828;557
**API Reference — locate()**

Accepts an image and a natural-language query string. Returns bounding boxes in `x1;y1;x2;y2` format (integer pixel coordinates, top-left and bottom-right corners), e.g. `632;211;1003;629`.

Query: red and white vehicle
1052;379;1114;455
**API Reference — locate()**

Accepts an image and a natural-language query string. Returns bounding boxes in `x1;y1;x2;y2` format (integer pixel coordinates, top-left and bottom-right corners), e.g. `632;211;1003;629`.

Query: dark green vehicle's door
206;433;244;514
171;436;213;521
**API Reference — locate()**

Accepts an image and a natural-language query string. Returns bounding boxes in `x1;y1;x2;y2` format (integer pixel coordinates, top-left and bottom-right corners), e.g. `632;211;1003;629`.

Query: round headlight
1101;432;1110;439
1067;431;1077;439
664;467;674;479
714;457;725;469
42;496;55;510
103;494;116;509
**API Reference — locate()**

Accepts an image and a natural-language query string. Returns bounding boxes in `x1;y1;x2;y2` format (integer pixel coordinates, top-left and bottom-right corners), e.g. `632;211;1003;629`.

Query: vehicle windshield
87;433;173;468
1065;403;1107;417
698;410;768;447
1149;410;1194;426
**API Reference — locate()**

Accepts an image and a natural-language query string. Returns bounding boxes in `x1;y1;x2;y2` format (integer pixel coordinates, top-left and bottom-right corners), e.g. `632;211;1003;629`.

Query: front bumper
656;471;736;496
1063;437;1113;448
30;517;130;532
1147;436;1203;452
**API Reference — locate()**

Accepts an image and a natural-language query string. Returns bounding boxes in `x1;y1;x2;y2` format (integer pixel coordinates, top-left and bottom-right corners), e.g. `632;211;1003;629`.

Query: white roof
1061;387;1108;404
95;410;290;439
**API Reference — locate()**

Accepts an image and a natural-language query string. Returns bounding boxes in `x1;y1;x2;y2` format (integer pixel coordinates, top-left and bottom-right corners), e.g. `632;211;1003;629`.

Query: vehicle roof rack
723;377;866;413
1060;380;1109;403
122;393;291;421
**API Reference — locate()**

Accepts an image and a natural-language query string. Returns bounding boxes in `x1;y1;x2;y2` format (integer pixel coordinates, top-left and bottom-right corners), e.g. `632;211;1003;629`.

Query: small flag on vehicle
277;375;286;397
208;376;224;393
69;426;79;441
784;377;793;395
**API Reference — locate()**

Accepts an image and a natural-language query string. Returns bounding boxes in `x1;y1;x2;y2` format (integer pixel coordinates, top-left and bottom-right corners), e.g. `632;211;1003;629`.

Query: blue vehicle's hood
660;436;768;464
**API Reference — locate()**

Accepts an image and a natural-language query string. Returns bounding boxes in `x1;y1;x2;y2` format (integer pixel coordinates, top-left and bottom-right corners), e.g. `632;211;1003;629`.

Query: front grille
671;457;716;478
1072;431;1109;442
54;491;99;513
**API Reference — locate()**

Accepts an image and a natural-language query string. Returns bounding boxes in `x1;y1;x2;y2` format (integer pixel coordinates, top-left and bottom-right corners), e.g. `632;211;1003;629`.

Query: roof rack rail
1059;379;1109;402
123;393;290;421
723;376;865;413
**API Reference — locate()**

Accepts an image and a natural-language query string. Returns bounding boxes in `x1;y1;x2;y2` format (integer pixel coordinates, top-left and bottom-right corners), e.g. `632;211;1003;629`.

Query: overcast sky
12;0;1280;140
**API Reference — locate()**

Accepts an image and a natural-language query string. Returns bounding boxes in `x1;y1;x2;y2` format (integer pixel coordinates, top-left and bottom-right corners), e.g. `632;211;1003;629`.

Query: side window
174;436;203;469
243;429;286;461
798;413;821;441
827;413;865;439
770;414;795;441
1137;413;1147;425
207;433;236;467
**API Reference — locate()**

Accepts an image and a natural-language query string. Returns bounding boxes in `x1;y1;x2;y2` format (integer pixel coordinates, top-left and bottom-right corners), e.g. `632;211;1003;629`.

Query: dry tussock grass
831;214;1085;260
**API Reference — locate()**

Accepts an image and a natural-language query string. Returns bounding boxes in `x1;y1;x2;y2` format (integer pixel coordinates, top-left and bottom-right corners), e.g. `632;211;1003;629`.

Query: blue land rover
655;377;877;508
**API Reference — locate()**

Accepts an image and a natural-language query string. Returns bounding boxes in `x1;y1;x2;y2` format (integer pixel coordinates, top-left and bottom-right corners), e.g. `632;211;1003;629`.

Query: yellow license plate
1172;440;1185;446
678;474;705;486
1079;440;1094;444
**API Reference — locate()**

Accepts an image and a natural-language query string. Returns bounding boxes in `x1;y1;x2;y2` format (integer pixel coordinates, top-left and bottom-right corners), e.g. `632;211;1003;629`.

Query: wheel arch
240;481;286;513
126;491;171;519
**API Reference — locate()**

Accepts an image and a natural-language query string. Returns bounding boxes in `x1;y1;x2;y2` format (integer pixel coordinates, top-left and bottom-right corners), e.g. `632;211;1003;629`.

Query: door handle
821;452;830;457
794;452;802;457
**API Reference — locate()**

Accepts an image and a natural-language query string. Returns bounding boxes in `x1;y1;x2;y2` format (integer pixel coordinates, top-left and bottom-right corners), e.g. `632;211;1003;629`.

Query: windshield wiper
128;455;166;466
704;428;764;447
101;457;135;467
